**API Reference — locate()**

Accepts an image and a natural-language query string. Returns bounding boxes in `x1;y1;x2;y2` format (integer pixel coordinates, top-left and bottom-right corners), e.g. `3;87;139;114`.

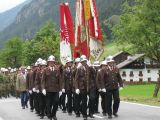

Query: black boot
113;113;118;117
53;116;57;120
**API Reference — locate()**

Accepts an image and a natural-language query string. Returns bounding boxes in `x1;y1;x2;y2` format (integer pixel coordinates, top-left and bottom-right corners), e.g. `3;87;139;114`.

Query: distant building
116;53;160;83
112;51;131;65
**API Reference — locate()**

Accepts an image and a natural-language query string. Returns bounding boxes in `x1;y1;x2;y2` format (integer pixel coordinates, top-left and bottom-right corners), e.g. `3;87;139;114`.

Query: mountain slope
0;0;31;32
0;0;125;48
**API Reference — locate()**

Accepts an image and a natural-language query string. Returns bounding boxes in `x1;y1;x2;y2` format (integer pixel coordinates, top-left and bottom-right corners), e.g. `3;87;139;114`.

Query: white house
117;54;160;82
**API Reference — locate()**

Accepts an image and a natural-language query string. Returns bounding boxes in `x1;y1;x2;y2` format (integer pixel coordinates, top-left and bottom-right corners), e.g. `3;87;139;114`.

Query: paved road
0;98;160;120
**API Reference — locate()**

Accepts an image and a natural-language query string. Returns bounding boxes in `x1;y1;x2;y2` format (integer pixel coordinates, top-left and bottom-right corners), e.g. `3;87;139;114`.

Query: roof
112;51;131;58
117;54;145;69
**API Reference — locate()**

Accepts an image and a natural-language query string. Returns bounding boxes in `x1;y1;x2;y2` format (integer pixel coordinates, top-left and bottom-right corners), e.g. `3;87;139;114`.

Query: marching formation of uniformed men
0;54;123;120
0;67;17;98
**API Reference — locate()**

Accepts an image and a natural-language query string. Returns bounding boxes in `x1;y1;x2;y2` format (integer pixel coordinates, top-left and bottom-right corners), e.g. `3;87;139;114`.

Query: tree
112;0;160;63
22;21;60;65
0;37;23;67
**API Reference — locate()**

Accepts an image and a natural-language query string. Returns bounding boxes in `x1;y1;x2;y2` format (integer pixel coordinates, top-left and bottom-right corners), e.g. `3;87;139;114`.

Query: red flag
60;3;74;65
89;0;103;60
74;0;89;59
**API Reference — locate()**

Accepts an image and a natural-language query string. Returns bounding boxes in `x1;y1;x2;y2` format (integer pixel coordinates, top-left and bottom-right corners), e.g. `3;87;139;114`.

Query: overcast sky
0;0;26;13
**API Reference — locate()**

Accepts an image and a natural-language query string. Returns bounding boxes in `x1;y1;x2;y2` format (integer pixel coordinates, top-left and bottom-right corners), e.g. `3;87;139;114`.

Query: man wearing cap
9;69;16;97
16;66;28;109
96;61;108;116
26;65;35;112
74;55;90;120
34;58;43;115
91;61;101;114
35;60;47;119
105;56;123;119
42;55;61;120
72;57;80;116
3;69;11;98
62;57;74;115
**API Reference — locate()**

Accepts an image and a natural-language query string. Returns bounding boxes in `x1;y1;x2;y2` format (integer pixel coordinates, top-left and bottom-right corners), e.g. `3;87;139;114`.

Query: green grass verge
99;41;133;61
120;84;160;106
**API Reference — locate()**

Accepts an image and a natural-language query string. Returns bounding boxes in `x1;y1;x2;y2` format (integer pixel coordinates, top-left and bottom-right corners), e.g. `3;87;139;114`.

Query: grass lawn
99;42;133;60
120;84;160;106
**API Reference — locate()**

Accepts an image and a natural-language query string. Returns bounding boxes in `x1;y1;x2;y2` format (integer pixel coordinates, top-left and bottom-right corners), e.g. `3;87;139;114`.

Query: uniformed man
62;57;73;115
34;58;43;116
72;57;80;116
42;55;61;120
92;61;100;114
96;61;108;116
3;69;10;98
9;69;16;97
74;55;90;120
26;65;35;112
105;56;123;119
35;60;47;119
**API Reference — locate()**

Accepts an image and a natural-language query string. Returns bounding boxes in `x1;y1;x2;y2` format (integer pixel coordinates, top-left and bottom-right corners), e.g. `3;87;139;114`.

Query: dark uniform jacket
88;67;97;90
74;64;90;92
42;66;61;92
96;67;123;90
35;69;43;91
96;67;106;89
106;67;123;90
26;71;34;90
62;67;73;91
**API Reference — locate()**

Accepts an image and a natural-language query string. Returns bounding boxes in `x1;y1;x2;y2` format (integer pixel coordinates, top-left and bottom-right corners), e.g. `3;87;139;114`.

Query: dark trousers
39;93;46;116
95;90;100;112
46;92;59;118
34;93;40;114
61;93;66;111
106;89;120;116
88;89;96;115
75;90;87;117
100;92;107;113
29;92;34;110
72;92;76;113
75;93;80;115
66;90;73;113
20;91;28;107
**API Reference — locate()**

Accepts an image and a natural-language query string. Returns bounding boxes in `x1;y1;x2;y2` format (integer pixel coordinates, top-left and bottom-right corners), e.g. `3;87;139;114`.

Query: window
147;70;150;73
148;78;151;82
150;61;153;65
130;79;133;82
122;71;126;77
139;71;143;76
130;71;134;77
139;78;143;82
123;79;126;82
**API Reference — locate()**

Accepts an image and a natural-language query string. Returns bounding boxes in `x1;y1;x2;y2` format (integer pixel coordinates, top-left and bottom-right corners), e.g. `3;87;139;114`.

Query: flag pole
84;0;91;60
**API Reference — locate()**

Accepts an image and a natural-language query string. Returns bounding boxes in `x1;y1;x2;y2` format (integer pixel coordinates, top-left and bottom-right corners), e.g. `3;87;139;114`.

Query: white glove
62;89;65;93
102;88;106;93
75;89;80;94
119;87;124;91
29;90;32;94
42;89;46;96
98;89;102;92
59;91;62;96
36;90;40;93
32;88;36;92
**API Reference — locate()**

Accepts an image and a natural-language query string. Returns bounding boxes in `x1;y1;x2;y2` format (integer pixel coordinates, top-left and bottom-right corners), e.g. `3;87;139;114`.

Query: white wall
120;68;160;82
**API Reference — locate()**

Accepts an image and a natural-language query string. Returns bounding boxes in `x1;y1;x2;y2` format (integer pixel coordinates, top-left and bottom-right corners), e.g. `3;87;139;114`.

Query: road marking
122;101;160;109
93;114;104;119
